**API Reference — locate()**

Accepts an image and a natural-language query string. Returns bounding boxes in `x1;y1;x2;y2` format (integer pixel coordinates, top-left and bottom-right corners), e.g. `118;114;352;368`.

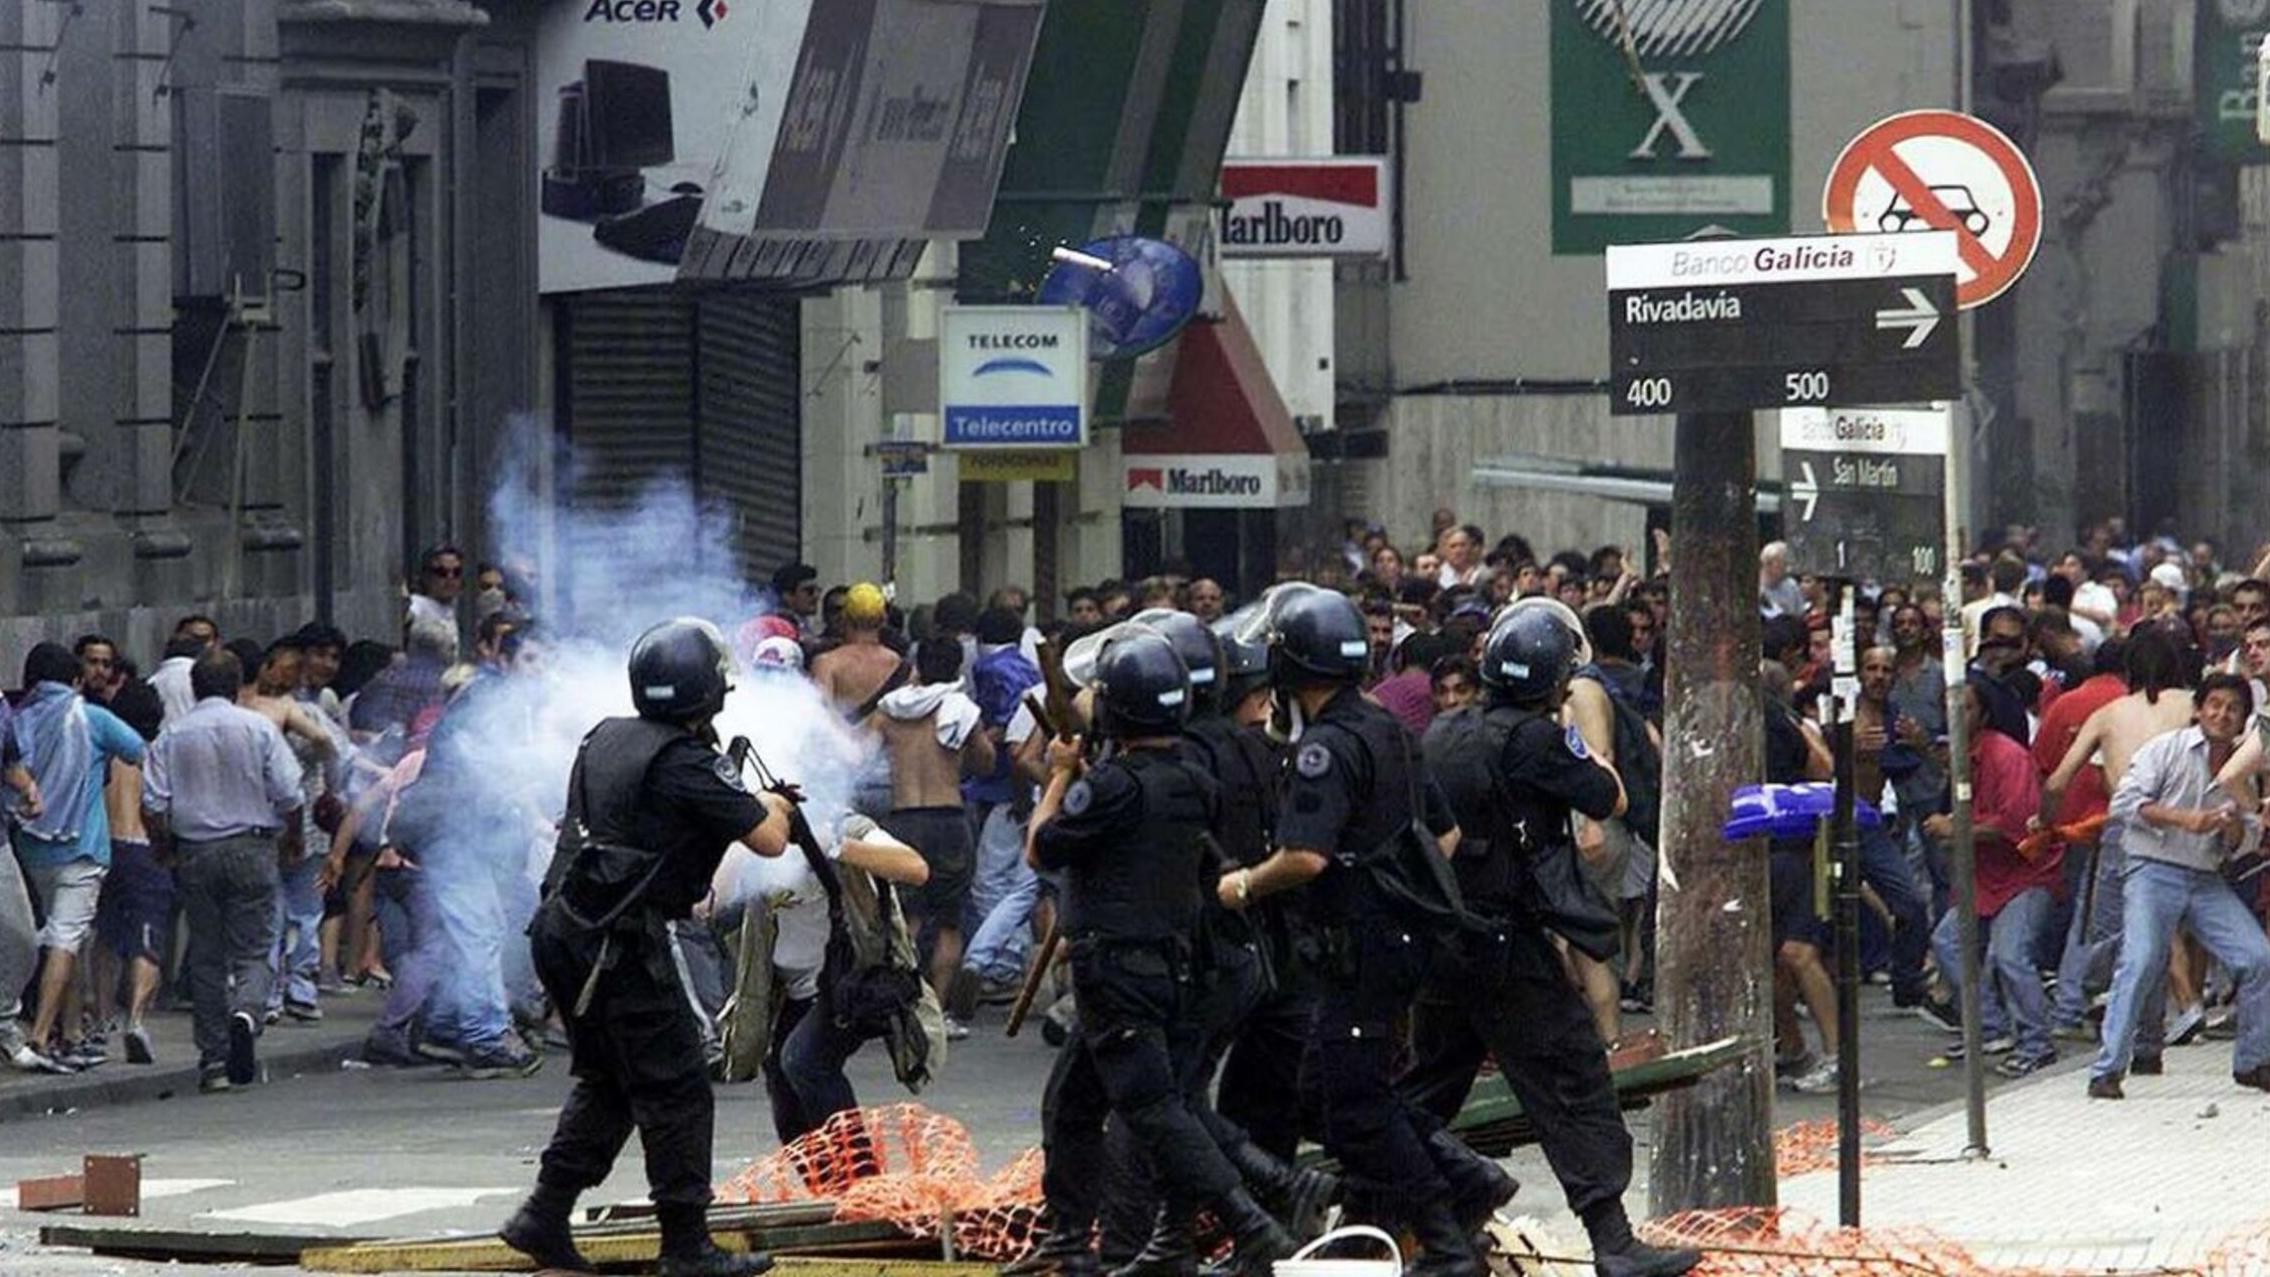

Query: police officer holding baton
500;619;794;1277
1214;586;1484;1277
1009;629;1297;1277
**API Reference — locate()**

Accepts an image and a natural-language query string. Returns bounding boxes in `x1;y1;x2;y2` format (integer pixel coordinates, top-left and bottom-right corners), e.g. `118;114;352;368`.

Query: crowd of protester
7;511;2266;1111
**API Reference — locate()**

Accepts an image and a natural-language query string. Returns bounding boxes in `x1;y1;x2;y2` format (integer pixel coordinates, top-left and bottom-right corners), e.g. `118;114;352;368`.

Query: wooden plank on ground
301;1217;920;1273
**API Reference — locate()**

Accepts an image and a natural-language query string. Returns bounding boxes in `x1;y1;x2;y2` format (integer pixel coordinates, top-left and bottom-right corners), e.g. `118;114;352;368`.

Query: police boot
1584;1205;1700;1277
1423;1129;1518;1233
1589;1236;1702;1277
1212;1186;1297;1277
1106;1204;1198;1277
1223;1137;1339;1238
1403;1200;1486;1277
1000;1212;1101;1277
498;1181;594;1274
654;1202;774;1277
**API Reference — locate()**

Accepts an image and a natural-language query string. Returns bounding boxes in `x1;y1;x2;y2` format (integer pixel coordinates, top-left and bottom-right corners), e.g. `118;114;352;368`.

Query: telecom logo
582;0;729;28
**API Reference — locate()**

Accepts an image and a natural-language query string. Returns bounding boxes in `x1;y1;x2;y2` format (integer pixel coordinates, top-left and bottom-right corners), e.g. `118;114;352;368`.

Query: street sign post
1779;406;1949;582
1822;110;2043;311
1605;232;1960;417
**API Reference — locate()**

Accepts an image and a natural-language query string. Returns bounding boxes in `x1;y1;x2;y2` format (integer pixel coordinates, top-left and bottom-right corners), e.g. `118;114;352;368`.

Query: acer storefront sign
939;306;1089;449
534;0;1041;293
1218;158;1390;259
1123;454;1312;510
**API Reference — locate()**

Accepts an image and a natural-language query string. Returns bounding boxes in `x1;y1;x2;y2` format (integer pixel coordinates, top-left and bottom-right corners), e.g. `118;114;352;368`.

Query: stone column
0;0;68;608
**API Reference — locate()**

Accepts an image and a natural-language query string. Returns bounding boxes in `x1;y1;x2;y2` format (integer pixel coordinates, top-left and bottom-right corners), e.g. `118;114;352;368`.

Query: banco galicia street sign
1604;231;1959;417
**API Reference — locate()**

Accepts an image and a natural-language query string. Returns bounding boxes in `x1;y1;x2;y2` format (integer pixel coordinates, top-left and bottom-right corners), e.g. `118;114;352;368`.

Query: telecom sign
939;305;1088;449
1780;407;1948;583
1604;232;1960;417
1822;110;2042;310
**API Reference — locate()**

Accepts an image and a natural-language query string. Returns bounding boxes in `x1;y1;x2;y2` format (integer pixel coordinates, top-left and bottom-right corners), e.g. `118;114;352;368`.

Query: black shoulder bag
1357;728;1487;935
789;810;922;1038
1478;707;1622;961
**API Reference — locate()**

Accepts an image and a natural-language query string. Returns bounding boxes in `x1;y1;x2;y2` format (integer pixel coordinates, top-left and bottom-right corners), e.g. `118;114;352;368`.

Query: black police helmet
1092;629;1193;737
1212;611;1270;704
628;617;736;724
1259;584;1369;687
1480;606;1578;705
1130;607;1224;714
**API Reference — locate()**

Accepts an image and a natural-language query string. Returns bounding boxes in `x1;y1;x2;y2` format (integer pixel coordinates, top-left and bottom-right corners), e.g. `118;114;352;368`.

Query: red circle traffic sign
1823;110;2041;311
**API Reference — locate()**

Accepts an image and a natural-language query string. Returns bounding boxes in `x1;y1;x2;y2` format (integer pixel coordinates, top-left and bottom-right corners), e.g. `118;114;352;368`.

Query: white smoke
450;424;874;913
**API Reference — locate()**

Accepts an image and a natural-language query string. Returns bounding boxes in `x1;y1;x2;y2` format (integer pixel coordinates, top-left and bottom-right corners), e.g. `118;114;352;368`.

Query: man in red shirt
1927;678;2062;1076
2034;638;2128;1038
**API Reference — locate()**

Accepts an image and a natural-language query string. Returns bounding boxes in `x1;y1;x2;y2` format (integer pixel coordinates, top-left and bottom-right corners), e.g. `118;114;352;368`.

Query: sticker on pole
1822;110;2041;311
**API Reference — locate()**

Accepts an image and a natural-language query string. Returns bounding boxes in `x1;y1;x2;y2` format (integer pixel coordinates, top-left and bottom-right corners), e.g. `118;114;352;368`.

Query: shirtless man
868;639;995;1020
811;583;903;717
2040;629;2194;1042
242;640;340;1021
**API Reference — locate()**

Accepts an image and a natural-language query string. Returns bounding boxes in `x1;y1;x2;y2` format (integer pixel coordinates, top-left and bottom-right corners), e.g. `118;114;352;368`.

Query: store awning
1120;294;1311;509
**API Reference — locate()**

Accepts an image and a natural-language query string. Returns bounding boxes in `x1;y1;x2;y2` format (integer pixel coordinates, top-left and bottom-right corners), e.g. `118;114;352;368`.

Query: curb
0;1030;372;1124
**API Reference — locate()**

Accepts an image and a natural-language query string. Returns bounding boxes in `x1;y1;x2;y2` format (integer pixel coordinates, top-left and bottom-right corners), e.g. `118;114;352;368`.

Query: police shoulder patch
1296;742;1333;779
1063;778;1095;816
1563;723;1591;761
712;753;748;790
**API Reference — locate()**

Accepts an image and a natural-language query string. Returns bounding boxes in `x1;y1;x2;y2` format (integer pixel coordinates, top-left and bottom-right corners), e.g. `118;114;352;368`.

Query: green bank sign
2197;0;2270;163
1550;0;1790;255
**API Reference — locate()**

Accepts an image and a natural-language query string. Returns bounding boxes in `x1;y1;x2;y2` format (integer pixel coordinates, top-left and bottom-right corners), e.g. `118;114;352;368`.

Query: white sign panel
939;306;1088;449
1218;157;1390;259
1122;453;1311;509
1780;407;1952;457
1605;231;1960;291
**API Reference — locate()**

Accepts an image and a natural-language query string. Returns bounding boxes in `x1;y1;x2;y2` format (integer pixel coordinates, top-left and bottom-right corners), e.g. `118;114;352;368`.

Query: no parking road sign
1823;110;2041;310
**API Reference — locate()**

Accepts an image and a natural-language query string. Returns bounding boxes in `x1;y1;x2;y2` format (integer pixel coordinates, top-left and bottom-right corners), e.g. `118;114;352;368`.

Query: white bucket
1274;1225;1404;1277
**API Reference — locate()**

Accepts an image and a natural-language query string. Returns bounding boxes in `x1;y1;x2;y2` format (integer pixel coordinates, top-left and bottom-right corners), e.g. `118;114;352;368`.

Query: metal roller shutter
696;294;803;580
559;289;801;620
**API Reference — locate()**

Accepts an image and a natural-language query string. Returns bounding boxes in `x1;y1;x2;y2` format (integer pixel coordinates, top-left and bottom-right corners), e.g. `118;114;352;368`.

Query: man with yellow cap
811;584;904;716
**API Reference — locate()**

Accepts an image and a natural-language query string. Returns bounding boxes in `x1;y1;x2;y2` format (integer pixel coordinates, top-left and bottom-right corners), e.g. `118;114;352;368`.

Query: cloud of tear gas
425;426;874;917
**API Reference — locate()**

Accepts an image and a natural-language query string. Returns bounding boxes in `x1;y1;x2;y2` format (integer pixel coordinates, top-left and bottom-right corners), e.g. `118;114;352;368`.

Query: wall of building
1;0;531;665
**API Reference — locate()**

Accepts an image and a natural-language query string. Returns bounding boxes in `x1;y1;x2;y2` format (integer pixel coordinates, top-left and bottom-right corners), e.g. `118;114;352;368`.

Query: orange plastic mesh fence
1641;1207;2270;1277
720;1108;2270;1272
1772;1118;1897;1179
715;1104;1046;1260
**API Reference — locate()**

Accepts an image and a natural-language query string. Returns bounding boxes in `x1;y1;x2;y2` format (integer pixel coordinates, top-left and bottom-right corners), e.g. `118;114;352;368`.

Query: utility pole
1648;408;1775;1213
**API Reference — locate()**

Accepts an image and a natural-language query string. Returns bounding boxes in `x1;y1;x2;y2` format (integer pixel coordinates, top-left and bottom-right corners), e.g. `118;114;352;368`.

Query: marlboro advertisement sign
1217;157;1390;259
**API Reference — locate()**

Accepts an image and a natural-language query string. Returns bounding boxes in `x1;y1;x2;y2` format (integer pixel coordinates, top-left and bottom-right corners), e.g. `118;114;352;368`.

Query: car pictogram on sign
1878;185;1989;237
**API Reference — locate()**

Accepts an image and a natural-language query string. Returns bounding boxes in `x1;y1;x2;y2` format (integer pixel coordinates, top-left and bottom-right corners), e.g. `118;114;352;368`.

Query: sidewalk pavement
1;992;384;1124
1779;1042;2270;1270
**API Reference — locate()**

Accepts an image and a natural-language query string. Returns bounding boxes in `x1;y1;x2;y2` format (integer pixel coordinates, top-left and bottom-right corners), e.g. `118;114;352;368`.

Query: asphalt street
0;981;2038;1276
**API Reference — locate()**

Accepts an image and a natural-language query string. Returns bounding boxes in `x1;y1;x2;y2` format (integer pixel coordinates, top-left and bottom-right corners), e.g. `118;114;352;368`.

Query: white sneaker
8;1042;76;1074
943;1015;972;1042
2167;1003;2207;1047
1789;1060;1840;1095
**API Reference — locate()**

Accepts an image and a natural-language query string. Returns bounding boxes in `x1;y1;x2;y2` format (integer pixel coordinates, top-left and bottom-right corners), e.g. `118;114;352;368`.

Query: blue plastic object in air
1722;782;1884;841
1036;235;1203;360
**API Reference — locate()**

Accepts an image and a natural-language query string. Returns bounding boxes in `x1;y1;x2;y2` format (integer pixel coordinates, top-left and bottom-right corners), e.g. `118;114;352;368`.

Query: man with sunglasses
409;545;465;634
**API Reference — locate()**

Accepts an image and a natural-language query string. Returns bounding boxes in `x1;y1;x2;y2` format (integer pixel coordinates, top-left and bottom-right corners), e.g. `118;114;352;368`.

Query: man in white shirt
406;545;464;634
148;616;221;726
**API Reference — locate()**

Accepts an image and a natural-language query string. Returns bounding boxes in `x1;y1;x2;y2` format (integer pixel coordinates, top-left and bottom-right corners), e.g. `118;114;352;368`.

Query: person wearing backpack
1405;607;1701;1277
1573;605;1665;1021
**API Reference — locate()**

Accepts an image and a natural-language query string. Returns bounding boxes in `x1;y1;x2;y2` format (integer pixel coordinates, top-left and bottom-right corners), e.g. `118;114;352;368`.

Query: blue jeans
426;847;513;1052
962;804;1039;986
764;992;867;1144
1931;885;2056;1062
2093;858;2270;1081
2053;820;2126;1028
1859;823;1930;1000
267;853;326;1011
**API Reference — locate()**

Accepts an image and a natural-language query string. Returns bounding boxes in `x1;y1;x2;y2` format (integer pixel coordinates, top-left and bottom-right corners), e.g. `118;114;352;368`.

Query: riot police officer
1405;606;1700;1277
501;619;794;1277
1214;586;1483;1277
1096;611;1334;1273
1011;629;1296;1277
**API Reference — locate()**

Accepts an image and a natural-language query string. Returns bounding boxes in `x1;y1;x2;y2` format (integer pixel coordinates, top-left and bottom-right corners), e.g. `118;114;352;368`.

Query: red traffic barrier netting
715;1103;1046;1261
720;1106;2270;1273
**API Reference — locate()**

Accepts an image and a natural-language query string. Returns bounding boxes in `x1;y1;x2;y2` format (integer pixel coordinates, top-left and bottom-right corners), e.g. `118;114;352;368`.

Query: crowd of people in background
6;508;2268;1111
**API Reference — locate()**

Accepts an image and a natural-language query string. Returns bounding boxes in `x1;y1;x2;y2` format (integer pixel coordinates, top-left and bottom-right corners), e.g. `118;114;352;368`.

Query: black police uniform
1275;686;1461;1212
529;717;767;1213
1195;715;1316;1161
1404;704;1636;1246
1032;746;1247;1233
